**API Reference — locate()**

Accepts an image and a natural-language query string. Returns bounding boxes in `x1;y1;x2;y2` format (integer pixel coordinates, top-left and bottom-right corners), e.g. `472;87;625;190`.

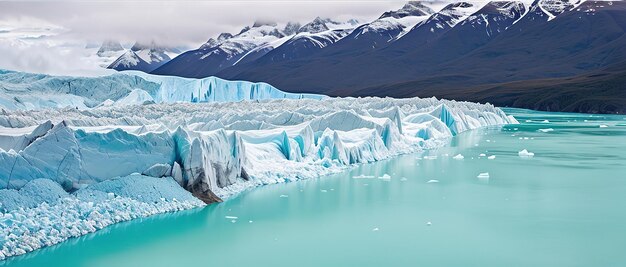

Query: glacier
0;70;518;260
0;69;323;111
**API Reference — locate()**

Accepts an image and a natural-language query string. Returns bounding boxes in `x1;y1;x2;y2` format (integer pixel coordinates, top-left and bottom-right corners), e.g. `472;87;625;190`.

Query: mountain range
107;41;181;72
109;0;625;113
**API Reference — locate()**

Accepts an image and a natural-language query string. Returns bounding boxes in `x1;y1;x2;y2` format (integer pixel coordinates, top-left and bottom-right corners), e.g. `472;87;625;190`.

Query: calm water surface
3;109;626;267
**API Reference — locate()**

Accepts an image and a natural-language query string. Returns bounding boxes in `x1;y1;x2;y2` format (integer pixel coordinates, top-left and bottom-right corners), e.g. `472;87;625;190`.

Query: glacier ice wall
0;97;517;200
0;69;324;111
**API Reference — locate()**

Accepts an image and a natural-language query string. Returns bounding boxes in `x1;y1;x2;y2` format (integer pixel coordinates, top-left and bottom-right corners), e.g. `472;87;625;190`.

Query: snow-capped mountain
207;0;626;115
379;1;435;19
254;17;359;62
108;41;180;73
154;18;360;78
456;1;527;38
316;1;436;54
100;0;625;114
538;0;585;19
151;22;288;78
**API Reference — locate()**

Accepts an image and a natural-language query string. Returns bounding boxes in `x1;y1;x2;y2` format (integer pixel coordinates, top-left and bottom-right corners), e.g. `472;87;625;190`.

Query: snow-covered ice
0;175;204;260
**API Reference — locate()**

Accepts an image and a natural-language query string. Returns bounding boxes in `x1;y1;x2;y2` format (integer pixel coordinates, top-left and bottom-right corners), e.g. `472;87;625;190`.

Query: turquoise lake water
3;109;626;267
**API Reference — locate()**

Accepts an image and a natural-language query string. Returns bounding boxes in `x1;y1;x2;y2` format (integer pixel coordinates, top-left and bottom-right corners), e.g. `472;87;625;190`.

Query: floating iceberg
477;172;490;179
0;70;518;260
518;149;535;158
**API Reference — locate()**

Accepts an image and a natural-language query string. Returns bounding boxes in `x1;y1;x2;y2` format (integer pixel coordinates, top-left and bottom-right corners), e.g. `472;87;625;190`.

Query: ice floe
378;174;392;180
352;174;375;179
477;172;490;179
518;149;535;158
453;154;464;160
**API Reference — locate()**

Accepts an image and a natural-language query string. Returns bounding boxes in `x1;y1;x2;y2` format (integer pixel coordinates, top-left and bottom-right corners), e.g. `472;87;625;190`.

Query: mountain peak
96;40;123;57
252;20;277;28
283;21;302;35
297;17;330;34
379;1;435;19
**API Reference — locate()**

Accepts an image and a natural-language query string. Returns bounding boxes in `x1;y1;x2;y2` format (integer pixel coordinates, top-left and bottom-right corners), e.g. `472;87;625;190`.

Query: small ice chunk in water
479;153;486;157
453;154;464;160
538;128;554;133
249;220;253;223
107;192;115;199
231;220;237;223
427;222;432;226
424;156;437;160
378;174;392;180
427;180;439;183
518;149;535;158
541;120;550;123
477;172;490;179
372;228;379;232
352;174;375;179
320;189;328;193
599;125;608;128
280;195;289;198
487;155;496;160
400;177;408;182
225;216;238;219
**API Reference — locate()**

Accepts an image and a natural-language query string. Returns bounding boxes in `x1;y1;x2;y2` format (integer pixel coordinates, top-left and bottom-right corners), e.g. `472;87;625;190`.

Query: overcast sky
0;0;452;75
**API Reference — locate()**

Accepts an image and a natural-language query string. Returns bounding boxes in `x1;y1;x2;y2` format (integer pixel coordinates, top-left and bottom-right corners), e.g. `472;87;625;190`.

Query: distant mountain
108;41;180;73
207;0;624;114
95;0;626;113
153;18;360;78
150;22;288;78
214;3;434;79
96;40;124;57
379;1;434;18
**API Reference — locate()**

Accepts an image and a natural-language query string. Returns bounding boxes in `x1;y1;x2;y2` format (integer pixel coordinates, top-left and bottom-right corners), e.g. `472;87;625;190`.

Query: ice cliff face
0;97;517;201
0;70;323;111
